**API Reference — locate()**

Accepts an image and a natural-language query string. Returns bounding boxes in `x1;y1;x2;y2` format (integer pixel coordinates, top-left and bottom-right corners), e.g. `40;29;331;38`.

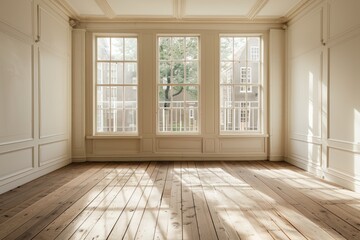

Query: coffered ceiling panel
66;0;103;16
107;0;174;16
257;0;302;17
184;0;254;16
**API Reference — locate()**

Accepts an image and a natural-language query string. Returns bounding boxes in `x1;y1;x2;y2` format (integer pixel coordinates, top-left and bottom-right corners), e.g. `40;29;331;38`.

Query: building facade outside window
220;36;262;133
157;36;200;133
95;36;138;134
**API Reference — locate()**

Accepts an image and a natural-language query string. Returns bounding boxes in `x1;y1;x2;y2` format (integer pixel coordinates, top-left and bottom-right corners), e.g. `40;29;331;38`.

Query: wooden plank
0;163;109;239
33;164;134;239
107;162;158;240
131;162;169;240
153;162;174;240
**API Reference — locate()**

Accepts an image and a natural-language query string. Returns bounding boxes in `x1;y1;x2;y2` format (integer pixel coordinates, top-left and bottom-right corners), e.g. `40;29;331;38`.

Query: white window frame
156;35;201;135
219;35;263;134
94;34;139;136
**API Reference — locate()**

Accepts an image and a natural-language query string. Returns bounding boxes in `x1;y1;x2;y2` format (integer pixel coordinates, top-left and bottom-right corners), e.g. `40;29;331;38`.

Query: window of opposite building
95;36;138;135
220;36;262;133
157;36;200;134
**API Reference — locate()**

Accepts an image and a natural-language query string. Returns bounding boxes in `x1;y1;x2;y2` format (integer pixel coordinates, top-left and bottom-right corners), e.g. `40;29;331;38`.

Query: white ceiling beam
173;0;183;20
95;0;116;19
285;0;311;20
247;0;269;20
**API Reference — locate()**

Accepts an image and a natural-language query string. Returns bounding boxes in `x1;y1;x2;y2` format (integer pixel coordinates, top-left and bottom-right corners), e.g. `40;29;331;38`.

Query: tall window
95;36;138;134
220;36;262;133
157;36;200;133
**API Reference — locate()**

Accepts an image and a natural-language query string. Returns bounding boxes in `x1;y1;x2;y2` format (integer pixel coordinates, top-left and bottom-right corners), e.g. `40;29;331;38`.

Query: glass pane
159;37;171;61
124;109;137;132
220;86;233;108
97;86;110;109
115;109;123;132
220;109;226;131
172;37;185;60
97;38;110;60
125;38;137;60
97;109;110;132
172;108;184;131
247;86;259;102
112;86;123;109
234;37;246;61
159;62;171;84
111;38;123;60
186;37;198;60
158;86;171;107
234;62;248;84
185;62;198;84
220;62;233;84
185;108;197;132
247;37;260;61
220;37;233;60
124;63;137;84
185;86;198;102
234;86;246;102
97;62;110;84
172;85;184;103
248;62;259;84
172;62;185;84
158;108;171;132
111;63;123;84
124;86;137;108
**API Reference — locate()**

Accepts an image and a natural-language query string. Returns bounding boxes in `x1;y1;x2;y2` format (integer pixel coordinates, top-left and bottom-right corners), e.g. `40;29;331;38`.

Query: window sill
219;133;269;138
86;135;142;140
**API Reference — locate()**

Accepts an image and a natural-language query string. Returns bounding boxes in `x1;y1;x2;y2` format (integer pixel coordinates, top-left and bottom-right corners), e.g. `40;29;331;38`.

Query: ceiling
54;0;310;23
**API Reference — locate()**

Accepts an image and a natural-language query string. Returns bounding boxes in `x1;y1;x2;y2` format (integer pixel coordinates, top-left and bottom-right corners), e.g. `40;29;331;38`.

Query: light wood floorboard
0;161;360;240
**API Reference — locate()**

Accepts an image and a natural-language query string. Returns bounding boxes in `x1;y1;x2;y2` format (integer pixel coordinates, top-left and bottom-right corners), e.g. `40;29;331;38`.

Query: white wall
286;0;360;191
0;0;72;194
71;22;285;161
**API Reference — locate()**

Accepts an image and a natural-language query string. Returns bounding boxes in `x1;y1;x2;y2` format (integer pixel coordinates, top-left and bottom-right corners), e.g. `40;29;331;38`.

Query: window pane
173;62;185;84
220;62;233;84
220;37;233;60
111;63;123;84
159;62;171;84
112;86;123;109
186;37;198;60
124;109;136;132
97;86;111;109
220;86;233;108
248;37;260;61
248;62;260;84
111;38;123;60
124;86;137;108
115;109;123;132
125;38;137;60
185;62;198;84
159;37;171;61
172;37;185;60
234;37;246;61
124;63;137;84
97;38;110;60
97;62;110;84
185;86;198;102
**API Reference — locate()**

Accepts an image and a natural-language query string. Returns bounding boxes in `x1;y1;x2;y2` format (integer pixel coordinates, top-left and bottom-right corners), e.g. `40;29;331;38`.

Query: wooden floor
1;162;360;240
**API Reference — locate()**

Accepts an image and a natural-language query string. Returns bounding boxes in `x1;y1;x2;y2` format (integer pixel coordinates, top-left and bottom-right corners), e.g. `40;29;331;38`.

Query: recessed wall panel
0;0;32;37
39;140;68;166
0;148;33;180
39;6;69;54
288;139;321;167
290;50;322;138
219;138;265;153
0;32;32;144
39;48;68;138
156;138;202;153
328;0;360;39
328;147;360;177
288;9;321;58
329;34;360;144
93;139;140;155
